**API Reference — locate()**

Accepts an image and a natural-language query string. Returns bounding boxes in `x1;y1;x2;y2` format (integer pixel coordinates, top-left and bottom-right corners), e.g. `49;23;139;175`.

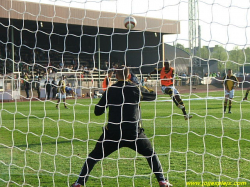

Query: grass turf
0;90;250;187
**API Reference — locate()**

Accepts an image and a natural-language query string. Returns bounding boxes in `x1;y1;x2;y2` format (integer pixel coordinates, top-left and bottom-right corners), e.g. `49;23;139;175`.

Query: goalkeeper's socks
228;106;231;112
224;106;227;112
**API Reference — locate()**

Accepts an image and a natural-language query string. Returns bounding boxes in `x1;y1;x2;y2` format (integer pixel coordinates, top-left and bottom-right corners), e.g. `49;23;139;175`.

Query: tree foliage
175;43;190;54
211;45;228;72
174;43;250;73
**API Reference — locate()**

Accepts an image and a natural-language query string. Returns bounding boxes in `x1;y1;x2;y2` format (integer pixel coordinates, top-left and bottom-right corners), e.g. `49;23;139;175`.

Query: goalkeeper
149;61;192;120
71;66;172;187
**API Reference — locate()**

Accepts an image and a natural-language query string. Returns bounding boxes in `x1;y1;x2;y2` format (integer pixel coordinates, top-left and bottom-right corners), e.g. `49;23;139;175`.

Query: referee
71;66;172;187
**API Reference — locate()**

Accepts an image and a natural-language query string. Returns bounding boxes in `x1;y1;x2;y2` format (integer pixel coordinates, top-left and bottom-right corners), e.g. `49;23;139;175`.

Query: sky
19;0;250;51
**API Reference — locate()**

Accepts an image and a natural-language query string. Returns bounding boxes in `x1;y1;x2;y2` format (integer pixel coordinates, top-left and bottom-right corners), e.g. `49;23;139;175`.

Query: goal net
0;0;250;186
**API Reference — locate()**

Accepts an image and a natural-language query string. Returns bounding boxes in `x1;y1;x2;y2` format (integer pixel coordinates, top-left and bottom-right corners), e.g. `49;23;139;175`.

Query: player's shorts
161;86;179;95
57;93;66;99
225;89;234;98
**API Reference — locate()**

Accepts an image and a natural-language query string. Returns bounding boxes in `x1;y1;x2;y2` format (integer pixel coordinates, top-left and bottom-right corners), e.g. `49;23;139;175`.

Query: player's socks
171;96;179;106
228;106;231;113
224;106;227;113
182;108;187;116
245;92;249;99
177;100;185;109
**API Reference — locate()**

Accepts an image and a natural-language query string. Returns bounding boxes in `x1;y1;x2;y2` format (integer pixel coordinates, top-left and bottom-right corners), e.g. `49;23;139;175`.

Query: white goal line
157;96;224;102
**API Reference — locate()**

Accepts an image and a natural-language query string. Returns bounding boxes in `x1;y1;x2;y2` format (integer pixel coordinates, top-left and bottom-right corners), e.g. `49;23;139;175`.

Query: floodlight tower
188;0;201;66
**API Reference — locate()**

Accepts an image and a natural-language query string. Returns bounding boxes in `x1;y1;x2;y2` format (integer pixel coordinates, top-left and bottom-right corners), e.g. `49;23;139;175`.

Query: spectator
52;77;57;99
59;61;64;70
24;73;30;98
70;65;74;72
71;58;76;67
181;72;187;86
44;79;51;100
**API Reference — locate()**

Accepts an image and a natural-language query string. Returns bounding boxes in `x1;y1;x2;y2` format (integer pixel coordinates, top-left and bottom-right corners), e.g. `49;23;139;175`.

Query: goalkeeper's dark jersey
94;80;156;132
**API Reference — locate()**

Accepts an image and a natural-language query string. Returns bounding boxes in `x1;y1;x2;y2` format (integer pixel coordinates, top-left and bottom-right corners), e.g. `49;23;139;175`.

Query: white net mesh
0;0;250;186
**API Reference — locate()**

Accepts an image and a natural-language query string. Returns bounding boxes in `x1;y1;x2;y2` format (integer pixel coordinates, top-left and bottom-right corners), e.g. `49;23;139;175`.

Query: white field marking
157;96;225;102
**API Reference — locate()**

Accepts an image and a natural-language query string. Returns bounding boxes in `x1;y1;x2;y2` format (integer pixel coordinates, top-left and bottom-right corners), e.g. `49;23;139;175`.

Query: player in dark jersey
223;69;239;113
71;66;172;187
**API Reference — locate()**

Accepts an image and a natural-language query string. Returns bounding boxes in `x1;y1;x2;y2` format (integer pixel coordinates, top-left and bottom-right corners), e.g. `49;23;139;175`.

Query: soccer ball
124;16;137;29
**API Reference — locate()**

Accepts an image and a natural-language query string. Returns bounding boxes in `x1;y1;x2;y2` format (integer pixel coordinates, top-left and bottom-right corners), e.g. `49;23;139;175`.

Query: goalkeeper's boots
184;114;193;120
159;180;173;187
177;104;185;109
243;97;247;101
71;182;81;187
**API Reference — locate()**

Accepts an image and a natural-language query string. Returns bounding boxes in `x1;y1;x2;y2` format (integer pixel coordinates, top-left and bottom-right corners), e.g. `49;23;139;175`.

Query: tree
200;46;209;59
229;46;244;72
211;45;228;61
211;45;228;72
176;43;185;51
175;43;190;54
243;47;250;63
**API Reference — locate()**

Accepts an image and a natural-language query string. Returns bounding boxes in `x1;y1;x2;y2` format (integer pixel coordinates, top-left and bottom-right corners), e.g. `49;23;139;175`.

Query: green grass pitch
0;90;250;187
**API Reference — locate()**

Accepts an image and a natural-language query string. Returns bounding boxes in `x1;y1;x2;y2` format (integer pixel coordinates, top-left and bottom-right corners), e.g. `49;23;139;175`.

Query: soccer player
65;84;76;96
128;68;155;93
223;69;239;113
71;66;172;187
102;70;113;91
150;61;192;120
56;75;68;109
243;88;250;100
